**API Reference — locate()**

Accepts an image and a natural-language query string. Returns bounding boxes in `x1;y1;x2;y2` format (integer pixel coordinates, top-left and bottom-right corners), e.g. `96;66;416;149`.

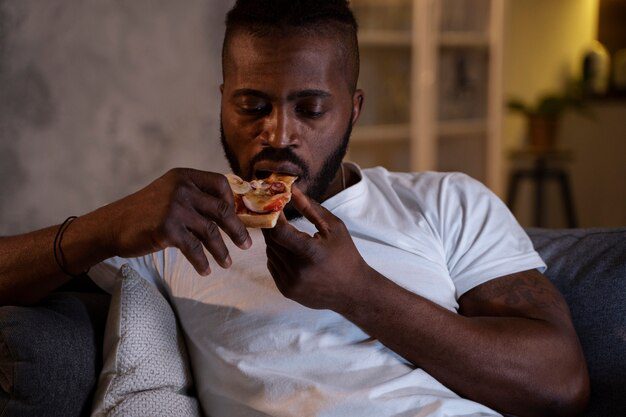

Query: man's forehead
223;32;348;93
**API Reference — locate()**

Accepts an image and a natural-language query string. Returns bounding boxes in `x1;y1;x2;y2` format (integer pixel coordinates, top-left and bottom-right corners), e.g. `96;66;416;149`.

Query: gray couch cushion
527;228;626;417
0;292;110;417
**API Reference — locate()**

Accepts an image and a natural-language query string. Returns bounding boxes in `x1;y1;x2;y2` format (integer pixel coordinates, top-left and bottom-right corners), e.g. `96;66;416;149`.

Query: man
0;0;589;416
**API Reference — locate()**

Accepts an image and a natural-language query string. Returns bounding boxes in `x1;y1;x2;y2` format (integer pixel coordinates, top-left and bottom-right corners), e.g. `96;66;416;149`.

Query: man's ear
351;89;364;126
220;84;224;95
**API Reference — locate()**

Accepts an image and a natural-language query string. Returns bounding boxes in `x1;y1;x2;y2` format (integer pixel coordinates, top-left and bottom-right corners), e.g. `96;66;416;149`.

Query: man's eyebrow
287;89;332;100
231;89;331;100
232;89;271;99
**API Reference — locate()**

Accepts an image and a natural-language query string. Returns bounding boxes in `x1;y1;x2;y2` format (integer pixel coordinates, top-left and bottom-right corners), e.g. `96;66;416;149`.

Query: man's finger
175;229;211;276
266;256;288;297
290;186;338;236
184;209;232;269
185;170;252;248
184;169;233;200
266;243;296;294
263;212;313;255
188;188;252;250
266;243;294;276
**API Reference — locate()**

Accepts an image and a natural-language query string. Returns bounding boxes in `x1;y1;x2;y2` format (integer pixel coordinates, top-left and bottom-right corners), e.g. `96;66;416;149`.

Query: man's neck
320;162;356;202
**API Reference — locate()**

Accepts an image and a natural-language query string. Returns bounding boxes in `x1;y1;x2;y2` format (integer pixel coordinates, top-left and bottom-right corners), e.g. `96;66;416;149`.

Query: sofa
1;228;624;416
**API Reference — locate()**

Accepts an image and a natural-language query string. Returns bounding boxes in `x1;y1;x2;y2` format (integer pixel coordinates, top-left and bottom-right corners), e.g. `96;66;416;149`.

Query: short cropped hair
222;0;360;92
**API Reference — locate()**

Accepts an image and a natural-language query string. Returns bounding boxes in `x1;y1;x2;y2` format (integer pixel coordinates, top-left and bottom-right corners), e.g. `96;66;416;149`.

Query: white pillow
91;264;201;417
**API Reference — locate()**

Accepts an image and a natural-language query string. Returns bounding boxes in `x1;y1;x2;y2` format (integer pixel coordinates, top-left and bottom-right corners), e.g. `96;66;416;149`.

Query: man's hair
222;0;360;92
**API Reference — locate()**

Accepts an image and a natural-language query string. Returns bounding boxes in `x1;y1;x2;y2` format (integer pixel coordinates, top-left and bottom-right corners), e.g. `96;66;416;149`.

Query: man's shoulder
358;168;498;231
361;167;483;201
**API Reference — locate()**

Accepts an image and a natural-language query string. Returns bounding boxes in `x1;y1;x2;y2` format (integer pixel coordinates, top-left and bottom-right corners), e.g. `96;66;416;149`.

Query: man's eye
240;104;270;115
296;107;325;119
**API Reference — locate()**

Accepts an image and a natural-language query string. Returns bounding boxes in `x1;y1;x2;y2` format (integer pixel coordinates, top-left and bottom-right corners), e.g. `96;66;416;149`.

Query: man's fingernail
202;266;211;276
242;236;252;249
224;255;232;268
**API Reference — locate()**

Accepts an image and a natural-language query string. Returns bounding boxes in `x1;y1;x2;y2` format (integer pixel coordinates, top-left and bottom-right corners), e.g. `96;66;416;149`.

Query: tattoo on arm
459;270;571;322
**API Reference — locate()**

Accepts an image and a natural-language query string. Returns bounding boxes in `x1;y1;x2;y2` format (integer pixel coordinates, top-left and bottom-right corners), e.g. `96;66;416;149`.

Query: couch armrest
0;292;110;417
527;227;626;417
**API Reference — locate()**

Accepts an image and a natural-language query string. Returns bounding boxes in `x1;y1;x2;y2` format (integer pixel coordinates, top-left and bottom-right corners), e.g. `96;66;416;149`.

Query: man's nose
265;107;297;148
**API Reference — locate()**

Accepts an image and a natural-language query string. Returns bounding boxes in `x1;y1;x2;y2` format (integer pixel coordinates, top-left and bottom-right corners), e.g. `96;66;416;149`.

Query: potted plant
507;81;589;151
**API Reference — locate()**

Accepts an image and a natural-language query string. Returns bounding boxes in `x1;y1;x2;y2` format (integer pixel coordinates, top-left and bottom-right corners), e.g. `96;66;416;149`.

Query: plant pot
527;115;559;151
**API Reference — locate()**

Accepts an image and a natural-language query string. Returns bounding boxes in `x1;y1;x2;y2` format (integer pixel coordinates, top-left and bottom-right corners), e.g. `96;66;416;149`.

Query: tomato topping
263;196;287;212
234;194;246;214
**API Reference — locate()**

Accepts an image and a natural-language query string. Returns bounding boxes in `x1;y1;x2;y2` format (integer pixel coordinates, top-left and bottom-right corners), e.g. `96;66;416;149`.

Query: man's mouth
253;162;303;180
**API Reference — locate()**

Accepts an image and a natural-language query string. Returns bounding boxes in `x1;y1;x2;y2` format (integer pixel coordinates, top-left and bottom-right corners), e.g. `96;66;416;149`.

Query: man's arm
0;168;252;306
262;188;589;417
342;268;589;417
0;214;115;305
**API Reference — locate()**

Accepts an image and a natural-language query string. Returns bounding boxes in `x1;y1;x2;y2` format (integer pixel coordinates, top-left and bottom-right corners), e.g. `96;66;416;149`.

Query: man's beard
220;113;353;220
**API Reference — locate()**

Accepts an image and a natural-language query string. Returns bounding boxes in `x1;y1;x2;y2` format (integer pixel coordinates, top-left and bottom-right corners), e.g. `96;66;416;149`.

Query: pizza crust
237;211;281;229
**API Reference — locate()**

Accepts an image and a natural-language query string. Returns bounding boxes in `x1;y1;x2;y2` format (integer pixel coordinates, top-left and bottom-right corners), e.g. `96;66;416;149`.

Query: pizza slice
225;173;297;228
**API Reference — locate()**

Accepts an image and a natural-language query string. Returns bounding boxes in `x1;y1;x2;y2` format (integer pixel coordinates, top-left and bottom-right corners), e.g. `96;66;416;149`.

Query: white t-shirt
91;165;546;417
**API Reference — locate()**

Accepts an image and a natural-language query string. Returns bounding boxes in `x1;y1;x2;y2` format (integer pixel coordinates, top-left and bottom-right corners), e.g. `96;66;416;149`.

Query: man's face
220;31;363;204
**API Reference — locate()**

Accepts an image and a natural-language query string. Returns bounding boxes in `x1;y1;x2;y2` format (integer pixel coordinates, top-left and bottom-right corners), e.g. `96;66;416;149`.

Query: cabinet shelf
437;119;488;136
352;124;410;143
439;31;490;48
352;120;487;143
359;30;412;47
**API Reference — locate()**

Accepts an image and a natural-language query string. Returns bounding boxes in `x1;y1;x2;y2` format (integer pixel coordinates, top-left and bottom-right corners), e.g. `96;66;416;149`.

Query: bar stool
506;148;578;228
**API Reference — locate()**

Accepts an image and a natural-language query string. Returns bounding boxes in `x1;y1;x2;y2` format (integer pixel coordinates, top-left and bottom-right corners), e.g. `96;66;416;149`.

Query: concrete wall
0;0;233;235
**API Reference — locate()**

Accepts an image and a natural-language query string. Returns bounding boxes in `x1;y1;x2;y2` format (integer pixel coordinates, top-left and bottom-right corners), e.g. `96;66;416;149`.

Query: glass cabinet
349;0;505;195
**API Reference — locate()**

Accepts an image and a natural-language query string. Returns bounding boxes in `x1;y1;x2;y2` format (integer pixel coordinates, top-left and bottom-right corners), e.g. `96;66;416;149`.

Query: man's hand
262;186;371;311
100;168;252;275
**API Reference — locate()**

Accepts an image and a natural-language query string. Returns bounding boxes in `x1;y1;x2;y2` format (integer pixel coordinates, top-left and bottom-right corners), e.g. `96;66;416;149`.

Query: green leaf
536;95;566;116
506;98;529;115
